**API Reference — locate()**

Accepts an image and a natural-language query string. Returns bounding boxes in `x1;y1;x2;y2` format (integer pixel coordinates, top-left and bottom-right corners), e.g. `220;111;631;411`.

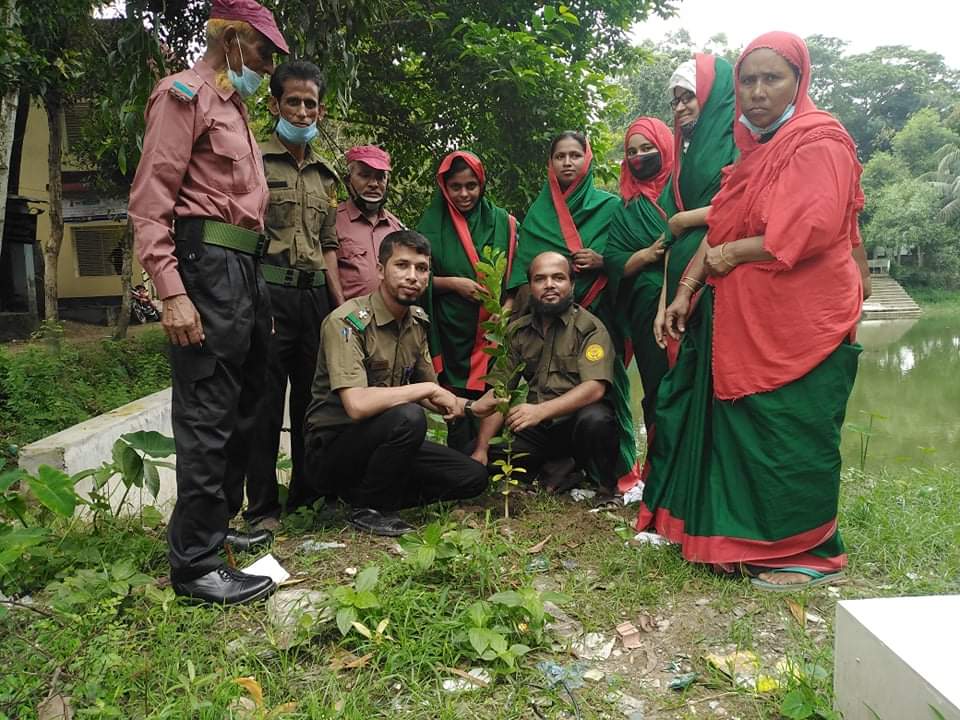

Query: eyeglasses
669;91;697;110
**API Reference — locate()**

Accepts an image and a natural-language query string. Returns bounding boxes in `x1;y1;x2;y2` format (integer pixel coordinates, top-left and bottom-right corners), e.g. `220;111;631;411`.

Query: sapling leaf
489;590;522;607
336;606;357;636
121;430;176;458
355;565;379;593
27;466;77;517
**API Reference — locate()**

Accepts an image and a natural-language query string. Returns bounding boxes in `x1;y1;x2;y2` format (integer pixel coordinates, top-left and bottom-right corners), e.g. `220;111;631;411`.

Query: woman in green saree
651;54;738;360
418;150;517;451
507;131;640;494
603;116;674;467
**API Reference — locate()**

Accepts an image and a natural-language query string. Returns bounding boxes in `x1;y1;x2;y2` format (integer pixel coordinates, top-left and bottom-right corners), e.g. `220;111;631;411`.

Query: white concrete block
19;388;178;517
835;595;960;720
19;383;295;521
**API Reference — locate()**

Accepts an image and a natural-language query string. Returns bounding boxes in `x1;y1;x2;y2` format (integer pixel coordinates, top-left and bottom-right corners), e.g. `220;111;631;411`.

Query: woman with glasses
506;131;640;499
603;117;674;463
652;55;738;358
417;150;518;452
638;32;865;591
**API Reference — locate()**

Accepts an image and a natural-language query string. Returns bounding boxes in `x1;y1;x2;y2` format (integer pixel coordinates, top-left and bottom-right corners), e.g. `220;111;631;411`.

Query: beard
531;291;574;318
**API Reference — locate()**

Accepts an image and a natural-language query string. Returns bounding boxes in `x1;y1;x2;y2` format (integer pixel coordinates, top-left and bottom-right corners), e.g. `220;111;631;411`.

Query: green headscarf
660;54;738;300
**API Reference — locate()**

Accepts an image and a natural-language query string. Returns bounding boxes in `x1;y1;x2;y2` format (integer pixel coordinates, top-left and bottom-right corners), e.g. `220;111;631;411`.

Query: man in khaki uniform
471;251;619;498
240;60;345;530
304;230;490;536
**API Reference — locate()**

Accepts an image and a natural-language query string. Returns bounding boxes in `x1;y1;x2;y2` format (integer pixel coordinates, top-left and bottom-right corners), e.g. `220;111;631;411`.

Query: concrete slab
19;388;177;516
835;595;960;720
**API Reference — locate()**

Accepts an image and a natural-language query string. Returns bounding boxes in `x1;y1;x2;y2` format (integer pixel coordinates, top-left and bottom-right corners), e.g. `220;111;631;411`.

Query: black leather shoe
347;508;414;537
172;565;277;605
223;529;273;552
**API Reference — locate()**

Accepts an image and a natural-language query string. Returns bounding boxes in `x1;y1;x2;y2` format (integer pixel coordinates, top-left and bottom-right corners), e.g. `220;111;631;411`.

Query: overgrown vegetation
1;455;958;718
0;327;170;462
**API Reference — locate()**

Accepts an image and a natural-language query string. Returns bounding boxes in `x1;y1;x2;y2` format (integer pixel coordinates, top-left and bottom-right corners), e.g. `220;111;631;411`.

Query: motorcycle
131;284;161;324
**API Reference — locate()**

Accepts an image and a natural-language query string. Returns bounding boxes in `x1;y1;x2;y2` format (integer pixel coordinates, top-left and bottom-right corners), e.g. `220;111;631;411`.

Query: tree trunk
0;0;19;258
43;89;64;321
113;221;134;339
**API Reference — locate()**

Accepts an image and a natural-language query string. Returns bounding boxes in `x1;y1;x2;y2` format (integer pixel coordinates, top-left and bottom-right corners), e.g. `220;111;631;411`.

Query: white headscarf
668;59;697;96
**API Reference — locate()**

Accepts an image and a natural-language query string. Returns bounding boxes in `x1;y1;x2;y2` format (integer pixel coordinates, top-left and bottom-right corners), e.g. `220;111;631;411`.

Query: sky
632;0;960;69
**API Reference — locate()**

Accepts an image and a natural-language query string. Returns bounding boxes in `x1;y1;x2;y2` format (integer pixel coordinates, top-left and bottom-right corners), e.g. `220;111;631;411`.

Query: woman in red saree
637;32;865;590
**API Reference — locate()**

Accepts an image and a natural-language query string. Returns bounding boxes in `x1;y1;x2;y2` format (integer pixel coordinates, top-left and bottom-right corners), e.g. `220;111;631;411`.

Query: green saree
507;146;639;491
660;54;738;304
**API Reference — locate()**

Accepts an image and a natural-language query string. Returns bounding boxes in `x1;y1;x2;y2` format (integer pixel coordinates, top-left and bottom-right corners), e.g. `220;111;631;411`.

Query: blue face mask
226;38;263;99
276;116;318;145
739;103;796;137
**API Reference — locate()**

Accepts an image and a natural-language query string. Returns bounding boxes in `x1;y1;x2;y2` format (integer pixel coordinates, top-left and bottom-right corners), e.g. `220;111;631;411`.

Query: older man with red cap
335;145;406;300
128;0;289;605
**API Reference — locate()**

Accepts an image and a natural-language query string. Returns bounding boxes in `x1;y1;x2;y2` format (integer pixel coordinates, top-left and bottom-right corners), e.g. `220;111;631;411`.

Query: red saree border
635;503;845;571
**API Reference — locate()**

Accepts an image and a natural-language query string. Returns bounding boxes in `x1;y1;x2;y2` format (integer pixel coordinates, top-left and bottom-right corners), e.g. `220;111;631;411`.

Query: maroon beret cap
210;0;289;55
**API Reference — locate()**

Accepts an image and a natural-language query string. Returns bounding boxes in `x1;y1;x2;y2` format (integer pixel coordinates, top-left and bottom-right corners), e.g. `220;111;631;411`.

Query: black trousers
445;388;485;454
491;401;618;493
166;239;271;583
240;283;330;522
305;403;488;512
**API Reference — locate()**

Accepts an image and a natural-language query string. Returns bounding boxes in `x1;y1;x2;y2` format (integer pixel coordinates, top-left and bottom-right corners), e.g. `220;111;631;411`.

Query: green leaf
510;643;531;656
468;627;488;655
467;601;488;628
355;565;379;593
415;545;436;570
353;590;380;609
142;460;161;498
0;526;49;550
0;469;24;493
781;689;814;719
422;522;443;546
336;606;357;636
26;465;77;517
489;590;523;607
121;431;176;458
140;505;163;528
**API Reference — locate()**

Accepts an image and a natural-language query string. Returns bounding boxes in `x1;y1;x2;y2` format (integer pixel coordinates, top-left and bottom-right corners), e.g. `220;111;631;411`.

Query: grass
3;459;958;719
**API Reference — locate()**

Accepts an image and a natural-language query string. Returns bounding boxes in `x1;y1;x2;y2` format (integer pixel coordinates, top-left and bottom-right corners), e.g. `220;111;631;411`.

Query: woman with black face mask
603;117;674;466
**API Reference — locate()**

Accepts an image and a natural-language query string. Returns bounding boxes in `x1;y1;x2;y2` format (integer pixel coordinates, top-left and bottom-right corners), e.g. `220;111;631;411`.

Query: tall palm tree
921;143;960;225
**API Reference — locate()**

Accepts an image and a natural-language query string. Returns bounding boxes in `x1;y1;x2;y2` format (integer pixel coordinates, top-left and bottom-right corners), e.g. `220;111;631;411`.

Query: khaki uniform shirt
506;303;614;407
260;134;339;272
335;199;406;299
306;290;436;431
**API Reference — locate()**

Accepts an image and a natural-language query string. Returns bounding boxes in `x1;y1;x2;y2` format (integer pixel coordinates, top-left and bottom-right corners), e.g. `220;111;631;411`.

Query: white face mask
226;37;263;99
739;103;797;137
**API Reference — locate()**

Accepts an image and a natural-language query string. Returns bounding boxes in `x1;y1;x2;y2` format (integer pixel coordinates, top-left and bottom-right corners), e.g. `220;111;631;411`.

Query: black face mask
348;183;389;214
628;151;662;181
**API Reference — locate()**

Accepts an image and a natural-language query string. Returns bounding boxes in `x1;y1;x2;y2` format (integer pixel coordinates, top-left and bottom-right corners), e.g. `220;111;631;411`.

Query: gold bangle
680;275;703;288
678;278;701;293
719;243;735;268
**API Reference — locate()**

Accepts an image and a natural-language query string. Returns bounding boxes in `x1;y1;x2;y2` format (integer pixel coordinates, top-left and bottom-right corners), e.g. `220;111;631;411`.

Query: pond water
628;310;960;470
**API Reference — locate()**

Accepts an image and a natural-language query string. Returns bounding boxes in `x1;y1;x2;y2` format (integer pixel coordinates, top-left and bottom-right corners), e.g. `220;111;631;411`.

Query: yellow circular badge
584;344;605;362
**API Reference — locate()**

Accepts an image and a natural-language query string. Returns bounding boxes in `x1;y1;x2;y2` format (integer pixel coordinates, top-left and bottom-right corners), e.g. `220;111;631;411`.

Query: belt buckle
254;233;268;258
297;270;314;289
283;268;297;286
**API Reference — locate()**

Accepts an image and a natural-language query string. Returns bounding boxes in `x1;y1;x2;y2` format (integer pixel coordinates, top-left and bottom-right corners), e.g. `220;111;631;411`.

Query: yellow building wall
19;101;144;299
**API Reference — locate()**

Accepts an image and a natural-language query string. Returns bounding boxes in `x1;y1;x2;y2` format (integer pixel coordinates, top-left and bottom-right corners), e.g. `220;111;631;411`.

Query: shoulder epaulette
344;305;372;331
168;77;199;104
410;305;430;324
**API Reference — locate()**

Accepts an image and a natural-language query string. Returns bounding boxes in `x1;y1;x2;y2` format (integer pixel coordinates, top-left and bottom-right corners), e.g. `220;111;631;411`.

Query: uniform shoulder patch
584;343;605;363
410;305;430;323
168;78;199;104
343;305;371;331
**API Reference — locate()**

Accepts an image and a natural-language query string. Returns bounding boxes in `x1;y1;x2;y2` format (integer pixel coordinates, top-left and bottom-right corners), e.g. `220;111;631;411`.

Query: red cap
210;0;289;55
345;145;392;172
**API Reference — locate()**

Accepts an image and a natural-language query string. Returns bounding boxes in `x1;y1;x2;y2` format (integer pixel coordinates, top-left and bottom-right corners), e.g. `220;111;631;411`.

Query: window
73;225;125;277
63;102;90;152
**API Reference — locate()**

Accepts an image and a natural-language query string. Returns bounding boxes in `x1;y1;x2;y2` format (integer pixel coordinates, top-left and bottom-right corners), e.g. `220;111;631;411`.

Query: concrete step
862;275;921;320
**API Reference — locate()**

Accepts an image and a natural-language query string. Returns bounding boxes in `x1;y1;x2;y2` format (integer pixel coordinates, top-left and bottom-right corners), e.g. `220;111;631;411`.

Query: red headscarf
435;150;486;266
705;31;865;400
618;116;674;209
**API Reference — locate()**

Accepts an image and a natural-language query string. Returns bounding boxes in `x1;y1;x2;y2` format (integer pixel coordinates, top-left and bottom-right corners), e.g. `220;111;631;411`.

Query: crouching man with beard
469;251;620;502
303;230;492;536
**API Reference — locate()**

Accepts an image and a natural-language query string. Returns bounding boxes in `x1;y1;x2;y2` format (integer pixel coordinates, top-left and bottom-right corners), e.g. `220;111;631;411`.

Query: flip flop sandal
749;567;844;592
591;494;623;510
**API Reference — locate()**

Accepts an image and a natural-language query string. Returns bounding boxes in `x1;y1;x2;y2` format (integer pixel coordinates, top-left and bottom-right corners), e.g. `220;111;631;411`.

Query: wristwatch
464;399;475;418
